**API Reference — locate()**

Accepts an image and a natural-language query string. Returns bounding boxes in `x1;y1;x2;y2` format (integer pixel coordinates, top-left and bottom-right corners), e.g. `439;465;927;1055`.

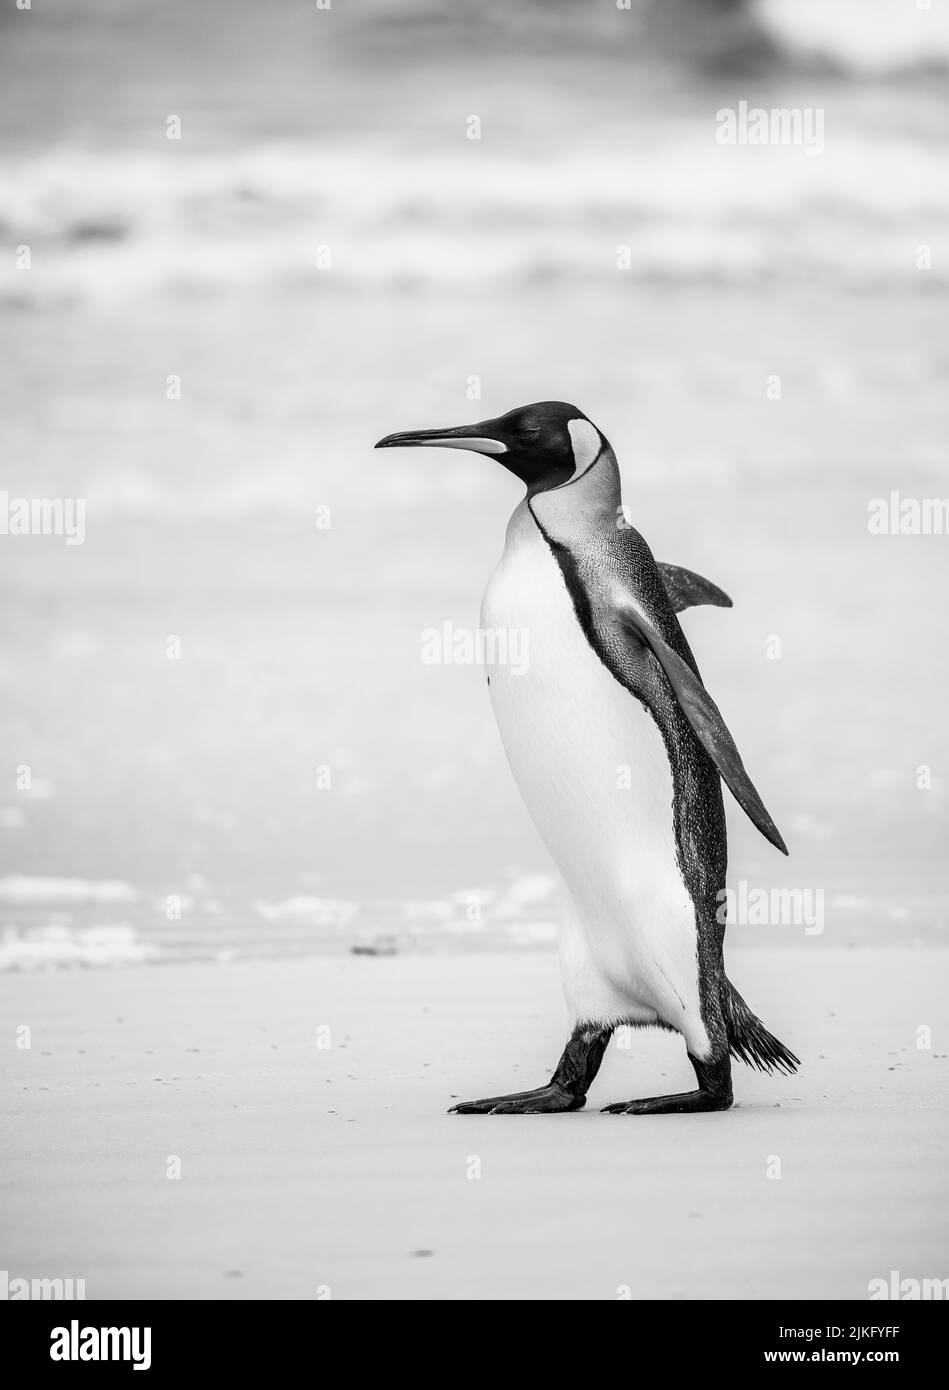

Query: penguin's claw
449;1083;584;1115
601;1089;733;1115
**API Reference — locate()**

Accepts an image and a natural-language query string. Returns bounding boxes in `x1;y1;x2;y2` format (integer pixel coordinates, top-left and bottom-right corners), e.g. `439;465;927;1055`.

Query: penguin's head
375;401;608;497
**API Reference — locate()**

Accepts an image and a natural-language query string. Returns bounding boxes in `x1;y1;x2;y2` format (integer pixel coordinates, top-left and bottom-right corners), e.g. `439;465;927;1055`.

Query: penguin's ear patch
567;419;603;478
611;589;788;855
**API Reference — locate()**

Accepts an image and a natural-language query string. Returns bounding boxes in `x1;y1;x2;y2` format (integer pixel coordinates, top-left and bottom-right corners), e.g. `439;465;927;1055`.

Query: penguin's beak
374;420;508;455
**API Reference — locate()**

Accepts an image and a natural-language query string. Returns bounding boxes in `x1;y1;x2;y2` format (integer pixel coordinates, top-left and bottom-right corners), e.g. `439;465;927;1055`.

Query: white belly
481;503;707;1051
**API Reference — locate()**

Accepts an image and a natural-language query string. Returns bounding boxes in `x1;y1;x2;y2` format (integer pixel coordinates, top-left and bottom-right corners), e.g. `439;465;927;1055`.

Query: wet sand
1;948;946;1300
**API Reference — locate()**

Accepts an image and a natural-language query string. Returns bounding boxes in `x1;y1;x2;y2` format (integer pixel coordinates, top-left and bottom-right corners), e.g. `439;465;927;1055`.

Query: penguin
375;402;799;1114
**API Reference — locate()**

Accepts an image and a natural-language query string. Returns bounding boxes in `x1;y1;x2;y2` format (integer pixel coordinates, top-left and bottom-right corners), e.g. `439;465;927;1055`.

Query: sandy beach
2;947;946;1301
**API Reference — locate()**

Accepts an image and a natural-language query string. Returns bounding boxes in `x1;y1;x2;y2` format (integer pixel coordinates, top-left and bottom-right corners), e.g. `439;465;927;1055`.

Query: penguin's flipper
611;588;788;855
658;562;733;614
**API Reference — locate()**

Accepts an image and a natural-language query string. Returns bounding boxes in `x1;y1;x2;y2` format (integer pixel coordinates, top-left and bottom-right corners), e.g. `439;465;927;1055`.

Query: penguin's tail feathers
722;979;800;1076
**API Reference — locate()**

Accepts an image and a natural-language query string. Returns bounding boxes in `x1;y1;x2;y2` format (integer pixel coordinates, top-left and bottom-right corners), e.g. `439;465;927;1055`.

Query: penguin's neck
527;447;621;549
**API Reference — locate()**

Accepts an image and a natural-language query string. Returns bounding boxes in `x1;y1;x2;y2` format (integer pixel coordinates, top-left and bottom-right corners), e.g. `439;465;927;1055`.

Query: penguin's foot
449;1083;584;1115
602;1051;733;1114
601;1088;732;1115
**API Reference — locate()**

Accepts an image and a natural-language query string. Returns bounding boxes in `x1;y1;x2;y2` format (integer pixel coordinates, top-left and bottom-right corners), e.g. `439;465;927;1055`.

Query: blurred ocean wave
758;0;949;76
0;871;565;970
2;0;949;304
2;127;948;305
3;870;940;971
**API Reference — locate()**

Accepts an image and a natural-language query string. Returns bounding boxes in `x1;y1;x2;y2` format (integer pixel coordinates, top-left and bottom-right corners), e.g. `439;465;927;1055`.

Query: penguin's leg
602;887;735;1113
601;979;734;1115
600;1046;733;1115
448;1022;612;1115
